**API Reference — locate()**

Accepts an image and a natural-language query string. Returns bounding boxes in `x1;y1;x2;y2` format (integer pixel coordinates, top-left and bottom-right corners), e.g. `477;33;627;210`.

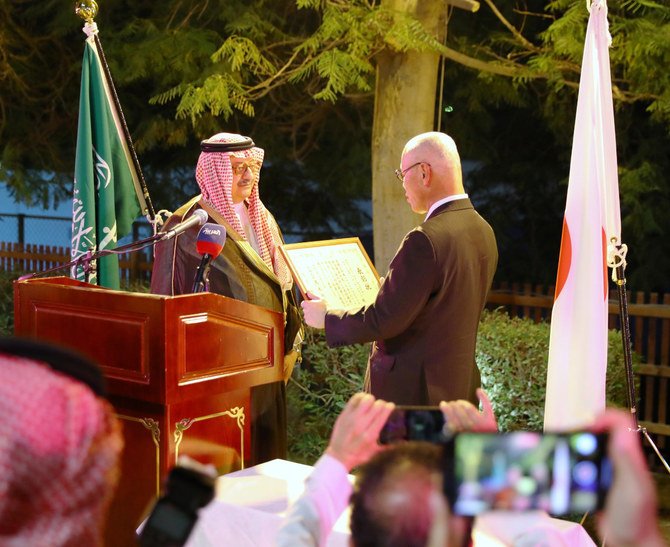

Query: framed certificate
280;238;380;311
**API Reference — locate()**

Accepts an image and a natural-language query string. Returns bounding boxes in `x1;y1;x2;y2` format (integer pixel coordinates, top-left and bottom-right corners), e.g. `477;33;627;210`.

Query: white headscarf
196;132;292;289
0;353;122;545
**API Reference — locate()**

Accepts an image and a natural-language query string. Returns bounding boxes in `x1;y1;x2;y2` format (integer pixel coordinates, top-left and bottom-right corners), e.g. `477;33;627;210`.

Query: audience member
349;442;464;547
440;387;497;434
277;390;665;547
276;393;394;546
276;390;493;546
592;410;665;547
0;337;123;546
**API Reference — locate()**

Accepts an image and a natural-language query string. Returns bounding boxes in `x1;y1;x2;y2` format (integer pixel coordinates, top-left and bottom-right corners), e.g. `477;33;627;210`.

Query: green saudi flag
71;36;141;289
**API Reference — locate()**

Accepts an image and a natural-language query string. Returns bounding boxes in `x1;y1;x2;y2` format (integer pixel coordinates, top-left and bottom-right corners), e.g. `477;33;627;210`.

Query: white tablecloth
186;459;350;547
185;459;595;547
471;510;595;546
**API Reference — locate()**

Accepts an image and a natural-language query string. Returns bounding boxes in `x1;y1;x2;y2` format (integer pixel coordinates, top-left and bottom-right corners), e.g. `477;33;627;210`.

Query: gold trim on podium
173;406;246;469
116;414;161;496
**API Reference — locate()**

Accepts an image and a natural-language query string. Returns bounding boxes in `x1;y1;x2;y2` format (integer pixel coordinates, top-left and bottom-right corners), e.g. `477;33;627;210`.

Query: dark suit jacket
325;198;498;405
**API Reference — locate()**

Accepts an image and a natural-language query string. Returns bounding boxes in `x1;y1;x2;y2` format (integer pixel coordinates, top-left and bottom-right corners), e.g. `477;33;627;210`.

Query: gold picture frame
280;237;380;311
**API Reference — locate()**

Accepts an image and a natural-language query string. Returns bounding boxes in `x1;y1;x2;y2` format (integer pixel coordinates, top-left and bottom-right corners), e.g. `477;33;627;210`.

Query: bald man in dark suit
302;132;498;405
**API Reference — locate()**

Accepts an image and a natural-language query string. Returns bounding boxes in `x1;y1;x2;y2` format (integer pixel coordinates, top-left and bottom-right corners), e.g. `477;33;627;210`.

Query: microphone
192;223;227;293
161;209;208;241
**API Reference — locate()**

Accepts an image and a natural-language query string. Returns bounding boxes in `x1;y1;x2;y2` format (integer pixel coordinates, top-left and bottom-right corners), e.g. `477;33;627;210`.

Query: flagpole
609;242;670;473
608;241;638;425
75;0;156;222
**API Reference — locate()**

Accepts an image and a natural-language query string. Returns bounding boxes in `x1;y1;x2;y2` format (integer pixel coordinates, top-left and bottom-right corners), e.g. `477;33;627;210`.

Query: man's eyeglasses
231;161;262;176
394;162;427;182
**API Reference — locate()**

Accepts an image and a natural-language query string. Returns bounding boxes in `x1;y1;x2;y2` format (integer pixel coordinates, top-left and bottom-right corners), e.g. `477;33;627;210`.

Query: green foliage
287;327;368;464
0;1;81;206
445;0;670;292
2;0;670;294
287;310;640;463
175;75;254;122
477;309;639;432
541;1;588;63
310;49;373;102
476;310;551;431
0;270;17;336
122;278;152;293
212;36;276;75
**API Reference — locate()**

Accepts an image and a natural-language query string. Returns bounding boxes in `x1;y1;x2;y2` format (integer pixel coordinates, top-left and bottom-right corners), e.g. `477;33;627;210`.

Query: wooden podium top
13;277;284;404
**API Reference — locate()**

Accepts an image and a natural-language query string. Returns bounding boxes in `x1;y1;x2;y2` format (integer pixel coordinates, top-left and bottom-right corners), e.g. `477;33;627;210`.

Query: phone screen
443;431;612;516
379;406;447;444
140;500;196;546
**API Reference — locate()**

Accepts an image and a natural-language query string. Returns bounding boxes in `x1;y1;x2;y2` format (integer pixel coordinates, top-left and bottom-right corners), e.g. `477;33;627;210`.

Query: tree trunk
371;0;447;271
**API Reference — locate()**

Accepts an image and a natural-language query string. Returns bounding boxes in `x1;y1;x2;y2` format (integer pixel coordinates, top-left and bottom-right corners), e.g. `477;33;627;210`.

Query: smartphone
139;498;197;546
139;464;215;547
442;431;612;516
379;406;447;444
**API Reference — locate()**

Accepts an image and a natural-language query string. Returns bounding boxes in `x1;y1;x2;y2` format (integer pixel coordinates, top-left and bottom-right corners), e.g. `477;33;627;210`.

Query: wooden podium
13;277;285;546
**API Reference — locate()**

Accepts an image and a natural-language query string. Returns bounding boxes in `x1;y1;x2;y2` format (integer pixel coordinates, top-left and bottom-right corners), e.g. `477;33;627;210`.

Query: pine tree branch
437;43;527;78
481;0;541;53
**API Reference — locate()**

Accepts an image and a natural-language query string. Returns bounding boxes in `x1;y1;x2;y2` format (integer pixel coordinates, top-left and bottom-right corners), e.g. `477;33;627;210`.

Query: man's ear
421;164;432;187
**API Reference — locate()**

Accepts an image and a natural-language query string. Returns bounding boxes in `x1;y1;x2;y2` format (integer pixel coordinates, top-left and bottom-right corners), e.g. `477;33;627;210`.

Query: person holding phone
302;131;498;407
592;410;665;547
277;390;664;547
276;389;495;547
276;392;395;547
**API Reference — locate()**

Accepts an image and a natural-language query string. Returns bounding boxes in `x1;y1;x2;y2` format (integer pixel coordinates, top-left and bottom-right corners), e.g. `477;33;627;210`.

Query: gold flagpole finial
75;0;99;23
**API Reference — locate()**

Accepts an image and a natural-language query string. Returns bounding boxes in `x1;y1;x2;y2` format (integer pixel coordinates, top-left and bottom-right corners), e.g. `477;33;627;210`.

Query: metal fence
0;213;72;247
1;213;666;466
488;281;670;467
0;212;155;285
0;212;153;248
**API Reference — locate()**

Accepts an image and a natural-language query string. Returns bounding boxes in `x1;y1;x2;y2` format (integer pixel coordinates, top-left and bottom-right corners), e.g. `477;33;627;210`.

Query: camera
442;431;612;516
138;459;216;547
379;406;447;444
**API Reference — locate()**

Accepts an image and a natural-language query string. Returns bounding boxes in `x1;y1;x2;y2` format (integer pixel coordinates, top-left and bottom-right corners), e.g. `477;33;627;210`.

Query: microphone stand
18;232;165;284
191;254;213;293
